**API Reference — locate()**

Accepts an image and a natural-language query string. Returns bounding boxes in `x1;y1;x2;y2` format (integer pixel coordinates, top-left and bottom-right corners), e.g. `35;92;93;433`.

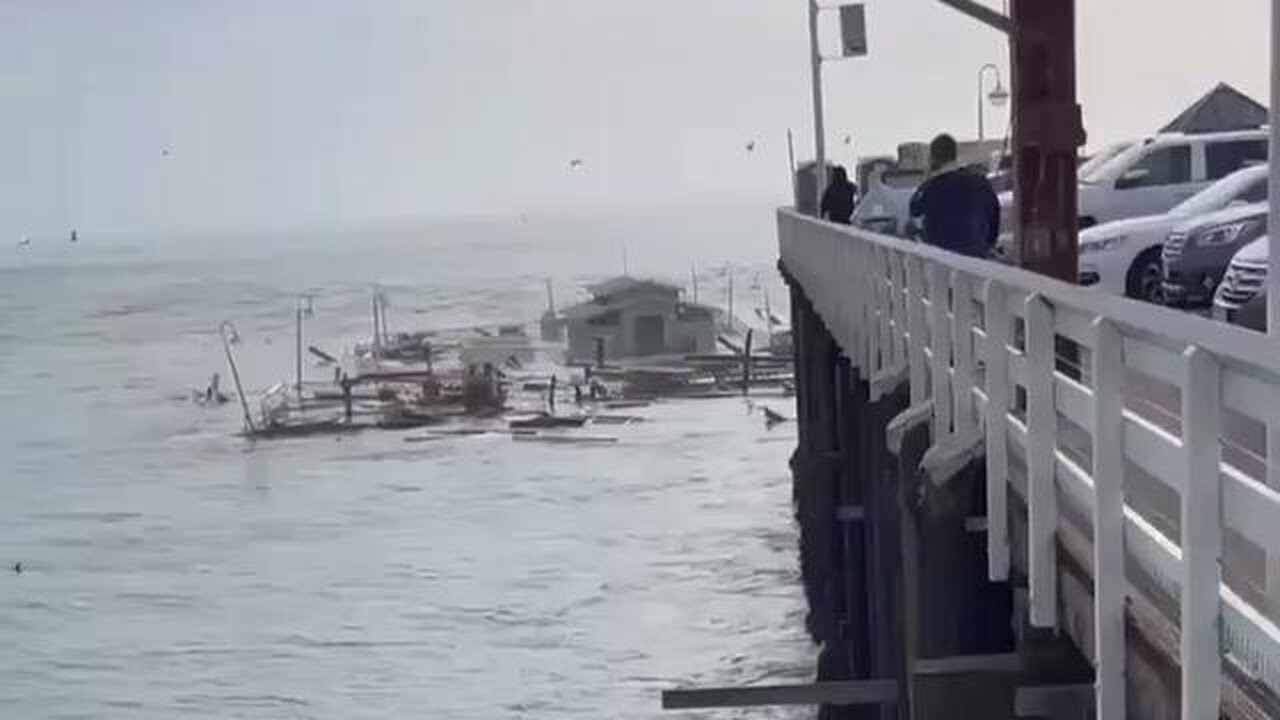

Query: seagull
12;562;21;574
762;406;789;428
745;140;757;152
569;159;584;169
16;236;30;247
162;148;170;157
843;134;852;145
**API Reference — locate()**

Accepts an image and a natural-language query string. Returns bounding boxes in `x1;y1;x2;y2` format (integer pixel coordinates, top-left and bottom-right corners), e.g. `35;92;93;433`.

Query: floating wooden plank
661;679;898;709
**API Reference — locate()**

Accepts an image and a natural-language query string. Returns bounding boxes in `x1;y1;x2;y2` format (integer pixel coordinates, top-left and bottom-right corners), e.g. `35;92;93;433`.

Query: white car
852;166;925;237
1214;234;1269;318
999;129;1267;246
1078;163;1269;301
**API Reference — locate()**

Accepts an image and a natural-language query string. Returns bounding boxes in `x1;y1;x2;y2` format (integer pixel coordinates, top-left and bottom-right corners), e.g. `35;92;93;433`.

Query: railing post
890;251;908;368
1264;423;1280;609
951;271;976;439
906;256;928;406
1090;318;1126;720
1024;293;1057;629
853;241;872;375
1181;345;1222;720
877;247;893;377
983;280;1010;582
928;262;953;438
872;246;890;376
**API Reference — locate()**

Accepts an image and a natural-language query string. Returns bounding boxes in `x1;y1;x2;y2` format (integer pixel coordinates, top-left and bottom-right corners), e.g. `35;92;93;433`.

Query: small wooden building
561;276;717;362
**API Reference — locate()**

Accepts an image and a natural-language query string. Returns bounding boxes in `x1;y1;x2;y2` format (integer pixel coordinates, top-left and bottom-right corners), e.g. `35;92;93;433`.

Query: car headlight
1079;234;1127;255
1193;220;1254;248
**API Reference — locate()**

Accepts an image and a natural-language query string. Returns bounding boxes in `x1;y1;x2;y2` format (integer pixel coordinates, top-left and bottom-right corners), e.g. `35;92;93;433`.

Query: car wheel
1125;247;1164;304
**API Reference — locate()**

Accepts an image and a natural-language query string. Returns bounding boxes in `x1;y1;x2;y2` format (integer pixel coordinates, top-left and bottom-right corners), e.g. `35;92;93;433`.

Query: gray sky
0;0;1270;239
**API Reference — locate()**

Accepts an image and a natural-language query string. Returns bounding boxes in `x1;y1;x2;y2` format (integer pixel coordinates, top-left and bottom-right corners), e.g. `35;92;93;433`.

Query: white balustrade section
779;209;1280;720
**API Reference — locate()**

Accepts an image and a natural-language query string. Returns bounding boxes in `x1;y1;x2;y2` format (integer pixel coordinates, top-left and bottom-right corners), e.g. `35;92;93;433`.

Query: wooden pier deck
771;210;1280;720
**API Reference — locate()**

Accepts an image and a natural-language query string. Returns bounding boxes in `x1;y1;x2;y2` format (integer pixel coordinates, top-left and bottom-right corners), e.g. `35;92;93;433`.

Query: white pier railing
779;209;1280;720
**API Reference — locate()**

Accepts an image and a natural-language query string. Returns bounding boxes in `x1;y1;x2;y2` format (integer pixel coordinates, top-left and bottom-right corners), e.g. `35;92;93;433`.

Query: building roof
585;276;681;298
559;298;719;322
1162;83;1267;134
559;300;612;321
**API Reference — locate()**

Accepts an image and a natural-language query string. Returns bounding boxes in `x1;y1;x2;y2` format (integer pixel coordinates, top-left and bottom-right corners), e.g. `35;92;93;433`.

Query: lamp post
977;63;1009;141
807;0;826;209
295;294;314;396
804;2;867;213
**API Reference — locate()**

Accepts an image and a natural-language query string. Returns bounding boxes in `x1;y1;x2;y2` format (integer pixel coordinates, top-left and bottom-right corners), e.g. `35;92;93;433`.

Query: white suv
998;130;1267;244
1075;129;1268;227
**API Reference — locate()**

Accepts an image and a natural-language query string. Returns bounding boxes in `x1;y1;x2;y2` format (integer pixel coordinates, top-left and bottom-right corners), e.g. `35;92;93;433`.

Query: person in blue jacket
909;134;1000;258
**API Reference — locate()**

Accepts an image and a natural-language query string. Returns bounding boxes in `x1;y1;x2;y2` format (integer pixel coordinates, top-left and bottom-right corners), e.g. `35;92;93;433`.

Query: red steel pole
1009;0;1085;281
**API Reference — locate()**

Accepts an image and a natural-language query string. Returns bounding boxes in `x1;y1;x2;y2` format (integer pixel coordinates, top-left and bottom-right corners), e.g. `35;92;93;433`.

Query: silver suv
1162;201;1267;306
1214;234;1270;318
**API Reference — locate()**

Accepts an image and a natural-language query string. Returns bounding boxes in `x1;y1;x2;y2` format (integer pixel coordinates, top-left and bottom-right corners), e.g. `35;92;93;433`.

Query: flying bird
569;159;584;169
843;134;852;145
16;236;30;247
745;140;757;152
762;406;789;428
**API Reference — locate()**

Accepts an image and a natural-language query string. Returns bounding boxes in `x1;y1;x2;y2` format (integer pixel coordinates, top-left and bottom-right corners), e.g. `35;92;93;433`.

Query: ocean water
0;208;813;718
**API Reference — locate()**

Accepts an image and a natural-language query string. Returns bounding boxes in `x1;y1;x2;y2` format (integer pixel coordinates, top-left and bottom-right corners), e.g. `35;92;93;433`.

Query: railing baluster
1181;345;1222;720
890;250;906;369
1090;318;1126;720
929;262;953;437
906;256;928;406
878;248;893;376
952;270;975;438
983;280;1010;582
855;241;873;375
1265;417;1280;608
867;246;884;377
1024;293;1057;629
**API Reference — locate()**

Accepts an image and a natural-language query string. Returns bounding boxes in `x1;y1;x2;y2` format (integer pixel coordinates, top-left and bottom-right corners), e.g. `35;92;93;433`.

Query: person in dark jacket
820;165;857;225
909;134;1000;258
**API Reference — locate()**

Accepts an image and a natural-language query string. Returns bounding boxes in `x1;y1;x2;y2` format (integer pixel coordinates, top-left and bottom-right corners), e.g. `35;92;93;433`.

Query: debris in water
512;434;617;445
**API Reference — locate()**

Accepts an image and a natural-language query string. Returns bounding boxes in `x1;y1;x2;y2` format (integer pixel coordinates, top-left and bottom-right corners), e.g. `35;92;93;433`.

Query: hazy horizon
2;0;1271;240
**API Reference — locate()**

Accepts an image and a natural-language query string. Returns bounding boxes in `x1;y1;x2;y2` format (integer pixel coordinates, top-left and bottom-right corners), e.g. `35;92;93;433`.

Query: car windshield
1171;166;1267;216
1078;140;1133;184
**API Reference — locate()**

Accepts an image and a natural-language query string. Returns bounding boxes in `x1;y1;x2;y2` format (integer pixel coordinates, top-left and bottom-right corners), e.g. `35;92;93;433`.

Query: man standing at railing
909;133;1001;258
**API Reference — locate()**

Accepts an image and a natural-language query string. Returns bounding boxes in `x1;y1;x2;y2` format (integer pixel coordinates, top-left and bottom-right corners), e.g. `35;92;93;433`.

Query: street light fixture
978;63;1008;141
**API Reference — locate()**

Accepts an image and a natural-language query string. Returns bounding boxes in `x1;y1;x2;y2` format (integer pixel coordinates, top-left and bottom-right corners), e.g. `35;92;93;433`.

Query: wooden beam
914;653;1023;676
661;680;898;709
1015;684;1094;719
935;0;1014;35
